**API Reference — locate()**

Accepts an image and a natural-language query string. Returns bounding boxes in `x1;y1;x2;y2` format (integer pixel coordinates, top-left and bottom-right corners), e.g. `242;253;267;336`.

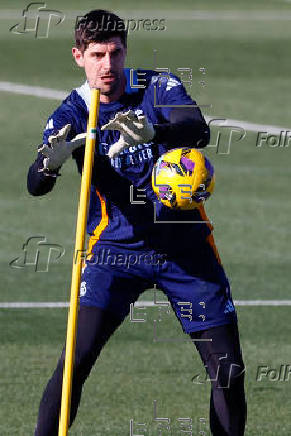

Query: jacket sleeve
27;149;60;196
151;73;210;149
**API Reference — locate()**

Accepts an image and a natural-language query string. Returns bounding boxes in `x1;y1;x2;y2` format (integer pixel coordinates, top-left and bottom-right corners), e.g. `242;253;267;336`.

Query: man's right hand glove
101;110;155;159
38;124;86;170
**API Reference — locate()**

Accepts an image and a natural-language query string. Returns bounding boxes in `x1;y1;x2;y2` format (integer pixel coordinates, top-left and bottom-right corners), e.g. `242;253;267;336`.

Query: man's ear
72;47;85;67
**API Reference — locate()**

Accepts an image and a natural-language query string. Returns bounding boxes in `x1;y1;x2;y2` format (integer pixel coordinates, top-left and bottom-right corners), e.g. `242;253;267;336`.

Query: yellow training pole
58;88;100;436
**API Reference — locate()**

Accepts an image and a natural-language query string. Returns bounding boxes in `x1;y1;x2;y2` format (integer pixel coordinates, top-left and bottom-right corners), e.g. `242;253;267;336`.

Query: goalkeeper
28;10;246;436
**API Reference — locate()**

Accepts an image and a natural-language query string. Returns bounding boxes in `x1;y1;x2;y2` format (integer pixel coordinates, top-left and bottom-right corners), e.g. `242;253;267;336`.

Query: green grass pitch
0;0;291;434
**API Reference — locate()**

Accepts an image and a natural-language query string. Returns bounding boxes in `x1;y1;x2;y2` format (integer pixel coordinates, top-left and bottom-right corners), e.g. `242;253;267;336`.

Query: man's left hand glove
101;110;155;158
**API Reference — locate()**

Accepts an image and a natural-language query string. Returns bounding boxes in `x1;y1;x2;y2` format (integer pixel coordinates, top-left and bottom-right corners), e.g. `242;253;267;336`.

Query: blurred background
0;1;290;435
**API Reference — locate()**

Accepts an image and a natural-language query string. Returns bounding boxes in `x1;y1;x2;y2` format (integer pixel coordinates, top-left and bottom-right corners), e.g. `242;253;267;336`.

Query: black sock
190;323;247;436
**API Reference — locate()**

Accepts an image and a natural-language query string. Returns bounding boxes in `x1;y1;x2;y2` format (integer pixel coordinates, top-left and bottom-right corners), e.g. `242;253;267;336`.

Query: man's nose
103;53;113;71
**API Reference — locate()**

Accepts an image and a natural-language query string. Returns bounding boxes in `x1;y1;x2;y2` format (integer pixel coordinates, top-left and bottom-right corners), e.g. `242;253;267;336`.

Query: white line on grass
1;300;291;308
0;302;69;308
0;81;290;135
0;81;67;100
204;117;290;136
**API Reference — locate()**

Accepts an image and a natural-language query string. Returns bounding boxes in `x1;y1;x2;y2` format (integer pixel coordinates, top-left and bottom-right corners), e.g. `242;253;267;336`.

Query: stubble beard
100;77;120;96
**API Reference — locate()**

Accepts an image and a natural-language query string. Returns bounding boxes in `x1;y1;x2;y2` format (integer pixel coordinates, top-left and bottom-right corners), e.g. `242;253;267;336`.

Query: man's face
72;37;127;100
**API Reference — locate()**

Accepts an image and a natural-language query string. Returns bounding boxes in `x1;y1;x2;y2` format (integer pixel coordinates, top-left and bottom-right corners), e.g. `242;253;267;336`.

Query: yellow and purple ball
152;148;215;210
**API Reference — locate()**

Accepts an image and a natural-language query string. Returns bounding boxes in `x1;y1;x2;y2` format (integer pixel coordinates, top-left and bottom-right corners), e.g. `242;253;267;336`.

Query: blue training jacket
28;68;212;254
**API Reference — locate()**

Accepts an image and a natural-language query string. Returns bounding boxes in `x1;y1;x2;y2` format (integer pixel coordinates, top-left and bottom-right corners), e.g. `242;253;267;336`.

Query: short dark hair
75;10;128;53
